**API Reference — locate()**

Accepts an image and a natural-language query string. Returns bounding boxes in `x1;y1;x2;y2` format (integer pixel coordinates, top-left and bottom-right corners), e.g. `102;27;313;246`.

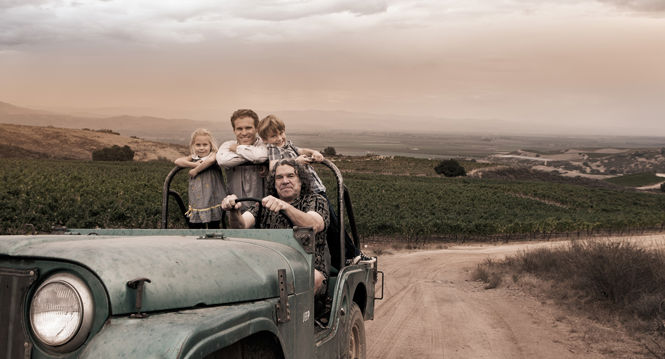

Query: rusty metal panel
276;269;290;323
0;267;37;359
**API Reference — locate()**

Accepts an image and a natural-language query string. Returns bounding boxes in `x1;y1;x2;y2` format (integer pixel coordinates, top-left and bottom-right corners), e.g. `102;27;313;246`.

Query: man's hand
223;194;255;229
228;143;239;153
221;194;242;211
262;195;289;213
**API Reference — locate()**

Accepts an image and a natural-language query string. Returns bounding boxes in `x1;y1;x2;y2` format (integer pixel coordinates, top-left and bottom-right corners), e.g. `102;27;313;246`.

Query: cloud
0;1;221;46
228;0;388;21
2;0;611;48
596;0;665;12
0;0;393;47
0;1;655;51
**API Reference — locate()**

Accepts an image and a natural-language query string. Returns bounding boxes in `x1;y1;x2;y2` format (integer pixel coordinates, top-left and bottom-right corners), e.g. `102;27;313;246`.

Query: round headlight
30;273;94;351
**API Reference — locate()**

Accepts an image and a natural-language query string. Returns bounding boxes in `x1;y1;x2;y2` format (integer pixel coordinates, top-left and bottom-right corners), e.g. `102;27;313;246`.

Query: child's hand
188;168;199;177
295;155;311;164
311;150;324;162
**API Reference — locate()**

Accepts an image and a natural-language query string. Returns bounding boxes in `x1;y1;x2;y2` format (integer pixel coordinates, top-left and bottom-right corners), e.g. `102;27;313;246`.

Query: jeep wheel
344;303;366;359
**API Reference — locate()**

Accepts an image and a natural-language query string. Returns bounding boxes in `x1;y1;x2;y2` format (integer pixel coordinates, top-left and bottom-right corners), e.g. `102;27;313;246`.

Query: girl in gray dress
174;128;226;228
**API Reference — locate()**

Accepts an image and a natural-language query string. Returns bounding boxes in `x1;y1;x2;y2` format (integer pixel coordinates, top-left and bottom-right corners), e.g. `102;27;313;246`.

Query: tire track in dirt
365;239;661;358
368;260;422;357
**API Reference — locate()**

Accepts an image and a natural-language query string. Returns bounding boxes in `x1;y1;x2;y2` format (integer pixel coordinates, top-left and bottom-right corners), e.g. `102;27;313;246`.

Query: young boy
257;114;369;265
258;115;326;193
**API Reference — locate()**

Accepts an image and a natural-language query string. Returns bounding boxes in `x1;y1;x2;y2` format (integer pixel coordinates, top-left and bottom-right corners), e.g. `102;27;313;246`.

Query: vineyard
0;159;189;233
604;172;664;187
335;172;665;241
329;155;491;177
2;158;665;241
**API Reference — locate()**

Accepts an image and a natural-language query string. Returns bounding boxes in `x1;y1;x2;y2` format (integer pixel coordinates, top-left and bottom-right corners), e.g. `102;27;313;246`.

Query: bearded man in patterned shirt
221;158;330;299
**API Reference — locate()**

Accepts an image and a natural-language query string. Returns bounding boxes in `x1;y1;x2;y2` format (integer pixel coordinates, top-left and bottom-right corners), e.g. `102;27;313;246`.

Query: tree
92;145;135;161
322;146;337;156
435;159;466;177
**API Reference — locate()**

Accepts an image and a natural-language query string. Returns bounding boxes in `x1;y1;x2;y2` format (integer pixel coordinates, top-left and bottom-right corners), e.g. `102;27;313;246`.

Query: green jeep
0;160;383;358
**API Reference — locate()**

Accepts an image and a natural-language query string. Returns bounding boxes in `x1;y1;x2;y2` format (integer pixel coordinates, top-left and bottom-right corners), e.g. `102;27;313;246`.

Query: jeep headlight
29;273;94;351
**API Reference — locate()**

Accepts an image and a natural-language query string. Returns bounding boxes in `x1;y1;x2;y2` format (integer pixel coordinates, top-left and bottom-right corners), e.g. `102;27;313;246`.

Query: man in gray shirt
216;109;268;204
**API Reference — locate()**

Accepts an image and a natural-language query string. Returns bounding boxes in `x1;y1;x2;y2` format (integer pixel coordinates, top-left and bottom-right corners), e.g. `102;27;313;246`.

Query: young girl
174;128;226;229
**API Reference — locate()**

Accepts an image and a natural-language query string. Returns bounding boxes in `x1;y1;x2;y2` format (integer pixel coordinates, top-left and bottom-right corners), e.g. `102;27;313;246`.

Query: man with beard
221;158;330;299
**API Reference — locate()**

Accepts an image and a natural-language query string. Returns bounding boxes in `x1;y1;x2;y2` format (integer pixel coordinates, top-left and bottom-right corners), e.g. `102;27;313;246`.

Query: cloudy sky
1;0;664;136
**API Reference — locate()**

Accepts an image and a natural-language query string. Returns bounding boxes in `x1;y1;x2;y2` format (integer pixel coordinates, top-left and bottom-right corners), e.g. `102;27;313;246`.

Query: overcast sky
1;0;664;136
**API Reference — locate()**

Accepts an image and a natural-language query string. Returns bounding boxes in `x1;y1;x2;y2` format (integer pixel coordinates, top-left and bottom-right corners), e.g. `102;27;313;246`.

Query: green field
327;156;491;177
2;159;665;240
605;172;664;187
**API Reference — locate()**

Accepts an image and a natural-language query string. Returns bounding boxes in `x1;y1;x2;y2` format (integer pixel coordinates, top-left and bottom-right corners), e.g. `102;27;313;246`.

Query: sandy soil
365;234;665;358
531;165;614;180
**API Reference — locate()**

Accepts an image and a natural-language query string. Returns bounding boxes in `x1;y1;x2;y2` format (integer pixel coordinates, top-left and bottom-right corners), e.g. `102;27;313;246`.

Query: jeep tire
343;303;366;359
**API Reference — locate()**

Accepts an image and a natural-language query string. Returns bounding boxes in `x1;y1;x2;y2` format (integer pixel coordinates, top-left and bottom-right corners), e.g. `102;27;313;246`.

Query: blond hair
189;128;218;157
258;114;286;140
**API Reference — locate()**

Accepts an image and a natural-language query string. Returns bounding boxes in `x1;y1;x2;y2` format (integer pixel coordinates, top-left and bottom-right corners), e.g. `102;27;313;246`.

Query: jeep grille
0;267;38;359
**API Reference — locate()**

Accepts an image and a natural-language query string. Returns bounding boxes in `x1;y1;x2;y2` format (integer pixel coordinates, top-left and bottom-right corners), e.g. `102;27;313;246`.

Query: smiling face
232;116;258;145
263;130;287;147
192;135;212;158
274;164;301;202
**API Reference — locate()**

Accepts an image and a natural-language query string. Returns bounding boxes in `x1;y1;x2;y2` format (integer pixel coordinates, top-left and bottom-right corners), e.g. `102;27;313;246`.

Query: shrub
508;241;665;318
435;159;466;177
473;258;502;289
92;145;135;161
95;129;120;135
322;146;337;156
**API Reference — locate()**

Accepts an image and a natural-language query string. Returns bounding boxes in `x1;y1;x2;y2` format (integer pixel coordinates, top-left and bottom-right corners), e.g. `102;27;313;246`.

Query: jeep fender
79;299;289;359
315;263;375;358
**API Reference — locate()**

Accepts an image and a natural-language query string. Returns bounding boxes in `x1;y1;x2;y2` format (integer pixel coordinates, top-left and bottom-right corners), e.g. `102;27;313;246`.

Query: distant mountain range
0;100;530;145
0;101;219;144
3;100;665;160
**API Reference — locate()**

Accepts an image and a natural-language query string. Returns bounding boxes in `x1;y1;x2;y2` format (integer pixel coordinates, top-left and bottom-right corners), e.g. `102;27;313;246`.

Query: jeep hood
0;234;311;315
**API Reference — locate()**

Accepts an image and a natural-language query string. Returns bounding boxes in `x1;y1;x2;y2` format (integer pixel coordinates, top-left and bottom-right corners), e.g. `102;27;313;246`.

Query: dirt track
365;235;665;358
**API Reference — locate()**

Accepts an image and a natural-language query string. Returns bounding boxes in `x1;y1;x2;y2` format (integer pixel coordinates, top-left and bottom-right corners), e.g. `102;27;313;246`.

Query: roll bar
161;159;359;270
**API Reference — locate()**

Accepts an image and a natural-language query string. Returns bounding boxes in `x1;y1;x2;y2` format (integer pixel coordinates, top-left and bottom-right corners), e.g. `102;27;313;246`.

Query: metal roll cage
161;159;360;270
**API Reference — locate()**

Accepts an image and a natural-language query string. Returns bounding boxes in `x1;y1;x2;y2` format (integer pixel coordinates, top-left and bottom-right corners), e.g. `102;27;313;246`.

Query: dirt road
365;235;665;358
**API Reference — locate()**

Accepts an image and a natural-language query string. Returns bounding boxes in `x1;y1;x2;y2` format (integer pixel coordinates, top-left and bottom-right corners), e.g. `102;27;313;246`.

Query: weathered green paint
79;300;284;358
315;264;376;359
1;230;312;315
1;258;110;359
0;228;377;358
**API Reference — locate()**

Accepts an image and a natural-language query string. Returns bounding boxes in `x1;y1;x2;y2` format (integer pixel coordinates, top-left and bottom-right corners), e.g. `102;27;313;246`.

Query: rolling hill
0;123;187;161
0;100;228;144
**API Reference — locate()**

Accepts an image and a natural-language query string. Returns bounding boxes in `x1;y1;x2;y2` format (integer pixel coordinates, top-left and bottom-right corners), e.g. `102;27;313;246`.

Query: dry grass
474;239;665;357
472;258;502;289
0;123;187;161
